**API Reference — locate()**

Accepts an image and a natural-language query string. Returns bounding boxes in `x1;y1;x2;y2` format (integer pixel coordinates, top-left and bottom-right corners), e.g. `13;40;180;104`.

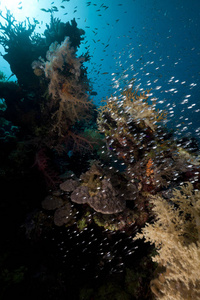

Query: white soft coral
43;37;91;135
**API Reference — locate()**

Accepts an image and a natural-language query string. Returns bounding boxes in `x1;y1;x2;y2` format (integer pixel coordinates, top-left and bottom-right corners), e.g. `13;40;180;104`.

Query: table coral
59;178;80;192
71;185;90;204
54;201;74;226
88;178;126;214
41;195;64;210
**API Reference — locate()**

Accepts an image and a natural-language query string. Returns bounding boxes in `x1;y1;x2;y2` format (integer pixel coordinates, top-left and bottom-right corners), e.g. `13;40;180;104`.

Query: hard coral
60;178;80;192
42;195;63;210
41;190;76;227
70;163;126;214
71;185;90;204
88;178;126;214
44;16;85;48
54;201;74;226
80;162;103;196
0;9;40;88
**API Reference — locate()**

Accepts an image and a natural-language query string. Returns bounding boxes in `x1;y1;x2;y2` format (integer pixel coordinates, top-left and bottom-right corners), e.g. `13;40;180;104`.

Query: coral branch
135;183;200;299
41;36;93;136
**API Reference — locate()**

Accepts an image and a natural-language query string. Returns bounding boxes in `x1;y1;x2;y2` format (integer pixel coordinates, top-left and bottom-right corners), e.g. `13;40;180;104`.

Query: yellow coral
80;162;103;197
178;147;200;166
98;84;166;134
135;183;200;299
122;87;165;131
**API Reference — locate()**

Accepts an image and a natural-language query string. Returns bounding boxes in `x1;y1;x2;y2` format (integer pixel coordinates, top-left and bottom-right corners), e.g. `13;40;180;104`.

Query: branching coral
98;85;165;135
97;83;198;193
33;148;61;188
0;9;43;88
0;9;37;50
43;36;93;136
44;16;85;48
0;10;86;90
97;83;166;166
121;87;165;132
150;158;184;188
135;182;200;299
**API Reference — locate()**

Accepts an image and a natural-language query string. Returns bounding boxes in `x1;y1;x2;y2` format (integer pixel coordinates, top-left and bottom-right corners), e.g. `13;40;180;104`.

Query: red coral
33;148;61;188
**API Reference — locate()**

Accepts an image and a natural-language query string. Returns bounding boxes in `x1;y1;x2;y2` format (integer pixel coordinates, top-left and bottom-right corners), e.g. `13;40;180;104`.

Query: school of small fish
11;0;200;274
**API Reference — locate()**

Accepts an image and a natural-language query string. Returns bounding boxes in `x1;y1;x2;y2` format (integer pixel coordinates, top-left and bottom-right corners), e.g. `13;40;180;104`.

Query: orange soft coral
44;37;93;136
146;158;154;177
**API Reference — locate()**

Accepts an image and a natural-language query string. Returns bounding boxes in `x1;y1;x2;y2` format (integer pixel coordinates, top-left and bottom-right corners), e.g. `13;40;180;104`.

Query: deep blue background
80;0;200;141
0;0;200;140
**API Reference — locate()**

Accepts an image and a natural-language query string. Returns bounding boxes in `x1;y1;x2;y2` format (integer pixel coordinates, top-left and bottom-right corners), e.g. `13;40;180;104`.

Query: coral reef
54;202;75;226
1;8;200;300
135;182;200;299
88;178;126;214
41;194;64;210
0;11;96;188
0;9;43;88
121;86;165;132
35;36;93;136
42;190;76;227
97;83;199;193
59;178;80;192
71;185;90;204
62;161;128;214
33;148;61;188
56;160;149;230
0;10;85;89
44;15;85;48
97;84;164;168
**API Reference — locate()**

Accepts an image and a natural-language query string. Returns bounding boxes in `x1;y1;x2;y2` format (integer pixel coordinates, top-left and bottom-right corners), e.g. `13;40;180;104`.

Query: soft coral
33;148;61;188
44;37;93;136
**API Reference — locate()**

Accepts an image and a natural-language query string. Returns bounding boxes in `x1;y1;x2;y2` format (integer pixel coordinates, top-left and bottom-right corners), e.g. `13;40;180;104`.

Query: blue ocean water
0;0;199;140
0;1;200;299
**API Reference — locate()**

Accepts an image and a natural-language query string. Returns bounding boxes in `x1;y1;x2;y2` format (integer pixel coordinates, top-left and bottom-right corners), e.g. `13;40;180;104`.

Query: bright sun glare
0;0;41;22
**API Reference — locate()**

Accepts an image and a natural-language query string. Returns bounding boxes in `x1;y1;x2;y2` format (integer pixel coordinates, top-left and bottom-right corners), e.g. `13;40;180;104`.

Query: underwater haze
0;0;200;300
0;0;200;139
